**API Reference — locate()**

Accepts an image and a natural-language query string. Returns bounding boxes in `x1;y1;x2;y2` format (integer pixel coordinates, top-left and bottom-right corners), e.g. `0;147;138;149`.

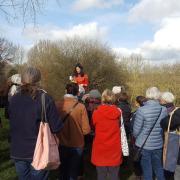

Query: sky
0;0;180;64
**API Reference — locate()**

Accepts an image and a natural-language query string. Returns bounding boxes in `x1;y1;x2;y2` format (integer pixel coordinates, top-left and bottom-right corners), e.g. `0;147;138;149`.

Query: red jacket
91;104;122;166
73;74;89;87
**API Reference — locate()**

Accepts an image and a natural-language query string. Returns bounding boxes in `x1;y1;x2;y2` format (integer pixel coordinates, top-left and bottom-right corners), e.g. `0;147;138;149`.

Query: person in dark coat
8;67;63;180
113;90;132;139
160;92;180;180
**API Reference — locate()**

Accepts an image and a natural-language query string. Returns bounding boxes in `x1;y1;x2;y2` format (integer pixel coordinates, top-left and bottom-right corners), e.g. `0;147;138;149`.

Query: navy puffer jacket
133;100;167;150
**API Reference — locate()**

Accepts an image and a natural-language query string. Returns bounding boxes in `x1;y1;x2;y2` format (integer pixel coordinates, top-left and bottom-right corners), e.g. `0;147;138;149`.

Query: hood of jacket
96;104;120;120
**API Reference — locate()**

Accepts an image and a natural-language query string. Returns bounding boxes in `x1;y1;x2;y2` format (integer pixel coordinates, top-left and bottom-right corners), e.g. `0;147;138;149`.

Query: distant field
0;108;134;180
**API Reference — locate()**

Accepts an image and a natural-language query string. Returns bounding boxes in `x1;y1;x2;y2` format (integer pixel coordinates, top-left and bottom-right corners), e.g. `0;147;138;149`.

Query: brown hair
136;96;147;107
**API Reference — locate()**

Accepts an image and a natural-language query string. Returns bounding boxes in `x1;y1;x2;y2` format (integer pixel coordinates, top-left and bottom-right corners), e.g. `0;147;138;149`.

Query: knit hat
89;89;101;99
112;86;121;94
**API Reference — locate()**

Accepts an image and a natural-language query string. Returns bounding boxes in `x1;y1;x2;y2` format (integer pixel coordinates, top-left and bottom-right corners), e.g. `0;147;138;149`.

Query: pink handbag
31;93;60;170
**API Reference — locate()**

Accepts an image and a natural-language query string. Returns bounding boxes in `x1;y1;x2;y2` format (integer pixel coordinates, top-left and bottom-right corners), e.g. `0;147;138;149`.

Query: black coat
161;108;180;165
161;108;180;131
117;101;132;123
117;100;132;136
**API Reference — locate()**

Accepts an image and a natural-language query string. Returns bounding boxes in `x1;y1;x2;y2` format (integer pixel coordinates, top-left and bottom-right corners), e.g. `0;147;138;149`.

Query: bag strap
41;93;47;122
41;93;59;145
62;102;79;124
167;107;179;133
140;107;163;149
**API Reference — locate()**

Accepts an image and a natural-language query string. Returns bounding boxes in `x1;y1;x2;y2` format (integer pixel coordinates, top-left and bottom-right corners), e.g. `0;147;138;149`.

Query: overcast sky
0;0;180;63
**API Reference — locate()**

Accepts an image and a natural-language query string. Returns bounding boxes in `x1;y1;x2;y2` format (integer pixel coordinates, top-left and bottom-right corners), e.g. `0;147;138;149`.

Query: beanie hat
89;89;101;99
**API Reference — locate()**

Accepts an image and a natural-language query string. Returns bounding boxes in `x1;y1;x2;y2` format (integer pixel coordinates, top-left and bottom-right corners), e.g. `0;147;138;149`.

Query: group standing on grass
0;63;179;180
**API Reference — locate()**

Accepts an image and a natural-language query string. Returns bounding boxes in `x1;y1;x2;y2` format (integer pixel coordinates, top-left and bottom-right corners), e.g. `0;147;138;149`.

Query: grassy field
0;108;17;180
0;108;134;180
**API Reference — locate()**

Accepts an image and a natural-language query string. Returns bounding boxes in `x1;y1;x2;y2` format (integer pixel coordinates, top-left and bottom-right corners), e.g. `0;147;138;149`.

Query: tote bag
163;107;180;172
31;93;60;170
120;114;129;156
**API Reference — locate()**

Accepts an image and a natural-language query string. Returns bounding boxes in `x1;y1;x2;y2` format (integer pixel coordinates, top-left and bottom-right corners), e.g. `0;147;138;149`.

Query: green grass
0;108;134;180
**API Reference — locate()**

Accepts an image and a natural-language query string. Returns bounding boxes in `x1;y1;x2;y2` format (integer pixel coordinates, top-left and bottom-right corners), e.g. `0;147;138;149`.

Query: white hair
11;74;21;85
146;87;160;100
112;86;121;94
161;92;175;103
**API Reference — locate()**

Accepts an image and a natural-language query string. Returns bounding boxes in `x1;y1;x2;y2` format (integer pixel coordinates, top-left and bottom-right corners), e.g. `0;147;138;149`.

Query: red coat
73;74;89;87
91;104;122;166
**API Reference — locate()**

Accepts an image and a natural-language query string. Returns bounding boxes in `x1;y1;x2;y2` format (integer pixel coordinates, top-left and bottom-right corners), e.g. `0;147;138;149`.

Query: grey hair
21;67;41;85
21;67;41;99
146;87;160;100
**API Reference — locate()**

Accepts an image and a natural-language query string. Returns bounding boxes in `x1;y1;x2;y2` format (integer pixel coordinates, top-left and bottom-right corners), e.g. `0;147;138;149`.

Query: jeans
141;149;165;180
96;166;120;180
175;165;180;180
14;160;49;180
59;146;83;180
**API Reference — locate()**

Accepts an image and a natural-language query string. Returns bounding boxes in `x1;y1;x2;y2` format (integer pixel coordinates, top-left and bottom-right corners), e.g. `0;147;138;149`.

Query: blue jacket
133;100;167;150
8;90;63;161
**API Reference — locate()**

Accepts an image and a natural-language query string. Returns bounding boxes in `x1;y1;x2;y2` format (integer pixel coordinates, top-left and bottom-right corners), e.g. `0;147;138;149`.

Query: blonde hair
102;89;115;104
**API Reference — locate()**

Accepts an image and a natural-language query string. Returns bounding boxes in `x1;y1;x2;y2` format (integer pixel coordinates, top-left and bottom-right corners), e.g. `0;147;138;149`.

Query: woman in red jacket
72;63;89;89
91;89;122;180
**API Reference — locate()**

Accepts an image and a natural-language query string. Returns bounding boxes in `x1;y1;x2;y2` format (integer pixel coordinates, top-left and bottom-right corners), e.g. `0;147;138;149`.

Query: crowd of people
0;63;179;180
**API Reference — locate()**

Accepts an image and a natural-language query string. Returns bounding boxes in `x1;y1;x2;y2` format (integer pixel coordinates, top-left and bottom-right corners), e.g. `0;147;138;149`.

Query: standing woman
160;92;180;180
56;82;90;180
91;89;122;180
72;63;89;90
8;67;62;180
133;87;167;180
114;91;132;140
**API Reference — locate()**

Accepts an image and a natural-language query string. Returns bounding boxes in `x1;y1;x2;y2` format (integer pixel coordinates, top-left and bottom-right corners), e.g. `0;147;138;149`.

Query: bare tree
0;0;59;24
28;38;127;98
0;37;21;63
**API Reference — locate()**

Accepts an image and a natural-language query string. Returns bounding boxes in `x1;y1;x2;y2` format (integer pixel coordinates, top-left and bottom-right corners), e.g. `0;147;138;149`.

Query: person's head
74;63;84;77
66;83;79;96
21;67;41;99
112;86;121;95
11;74;21;85
160;92;175;105
101;89;115;104
118;92;129;102
135;96;147;107
21;67;41;85
146;87;160;100
89;89;101;100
